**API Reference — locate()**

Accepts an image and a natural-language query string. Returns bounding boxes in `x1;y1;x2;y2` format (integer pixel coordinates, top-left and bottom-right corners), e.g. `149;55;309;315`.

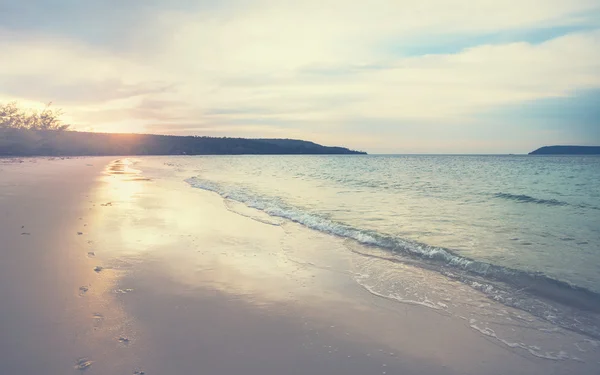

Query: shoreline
186;164;600;340
1;157;598;374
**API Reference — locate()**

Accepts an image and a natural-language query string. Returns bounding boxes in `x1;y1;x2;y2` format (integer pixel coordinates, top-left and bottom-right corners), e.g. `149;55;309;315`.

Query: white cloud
0;0;599;152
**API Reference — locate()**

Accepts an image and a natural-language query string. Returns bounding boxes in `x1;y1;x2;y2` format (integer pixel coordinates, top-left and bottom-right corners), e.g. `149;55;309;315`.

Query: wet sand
0;157;598;375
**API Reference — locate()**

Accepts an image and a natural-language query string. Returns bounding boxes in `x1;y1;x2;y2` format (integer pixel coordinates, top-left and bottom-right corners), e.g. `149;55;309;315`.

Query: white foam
469;322;570;361
355;279;441;310
223;199;282;226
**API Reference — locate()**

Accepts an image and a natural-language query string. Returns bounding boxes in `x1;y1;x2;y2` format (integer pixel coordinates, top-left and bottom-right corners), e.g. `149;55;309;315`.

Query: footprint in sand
92;313;104;320
92;313;105;328
87;251;96;257
134;370;145;375
74;357;93;371
78;286;89;296
77;232;83;235
93;266;103;273
118;336;130;344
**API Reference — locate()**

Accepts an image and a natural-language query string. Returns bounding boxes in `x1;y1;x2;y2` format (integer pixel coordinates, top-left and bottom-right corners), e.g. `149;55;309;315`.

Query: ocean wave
494;192;600;211
186;176;600;337
494;192;568;207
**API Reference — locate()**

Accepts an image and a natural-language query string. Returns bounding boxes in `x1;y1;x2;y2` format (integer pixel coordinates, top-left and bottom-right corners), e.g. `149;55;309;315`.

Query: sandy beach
1;157;598;375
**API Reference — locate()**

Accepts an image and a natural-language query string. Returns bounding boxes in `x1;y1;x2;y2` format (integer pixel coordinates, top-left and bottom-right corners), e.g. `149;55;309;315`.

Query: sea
153;154;600;340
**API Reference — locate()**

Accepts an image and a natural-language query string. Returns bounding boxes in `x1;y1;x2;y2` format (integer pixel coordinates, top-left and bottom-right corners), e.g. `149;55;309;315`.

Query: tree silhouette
0;102;70;131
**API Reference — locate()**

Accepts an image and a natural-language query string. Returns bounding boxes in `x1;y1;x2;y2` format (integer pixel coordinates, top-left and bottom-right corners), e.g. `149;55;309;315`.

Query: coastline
1;157;598;374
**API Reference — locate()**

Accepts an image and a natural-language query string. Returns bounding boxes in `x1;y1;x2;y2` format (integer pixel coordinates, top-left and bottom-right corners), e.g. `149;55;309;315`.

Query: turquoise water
160;155;600;335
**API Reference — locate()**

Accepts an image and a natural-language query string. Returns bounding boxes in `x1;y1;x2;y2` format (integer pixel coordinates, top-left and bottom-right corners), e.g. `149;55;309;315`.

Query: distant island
529;146;600;155
0;129;366;156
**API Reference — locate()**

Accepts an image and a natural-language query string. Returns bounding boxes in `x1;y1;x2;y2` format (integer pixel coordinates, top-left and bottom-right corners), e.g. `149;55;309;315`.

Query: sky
0;0;599;153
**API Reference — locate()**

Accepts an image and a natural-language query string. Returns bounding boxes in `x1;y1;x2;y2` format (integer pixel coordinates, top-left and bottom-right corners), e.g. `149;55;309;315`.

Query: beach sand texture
1;157;598;375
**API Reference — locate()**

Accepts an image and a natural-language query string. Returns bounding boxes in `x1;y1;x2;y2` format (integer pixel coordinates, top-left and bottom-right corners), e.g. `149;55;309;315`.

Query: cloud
0;0;599;152
0;77;174;104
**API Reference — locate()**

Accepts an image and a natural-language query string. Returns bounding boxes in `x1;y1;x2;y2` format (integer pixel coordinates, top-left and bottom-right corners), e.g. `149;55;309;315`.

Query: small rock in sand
77;232;83;235
93;266;103;273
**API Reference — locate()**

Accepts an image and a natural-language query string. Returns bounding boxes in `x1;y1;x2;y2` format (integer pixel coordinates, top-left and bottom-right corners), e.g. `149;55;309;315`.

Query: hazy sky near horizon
1;1;599;153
